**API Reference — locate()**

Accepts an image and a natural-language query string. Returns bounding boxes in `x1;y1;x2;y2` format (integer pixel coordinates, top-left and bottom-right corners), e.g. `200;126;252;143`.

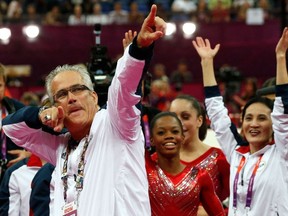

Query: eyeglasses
53;84;91;102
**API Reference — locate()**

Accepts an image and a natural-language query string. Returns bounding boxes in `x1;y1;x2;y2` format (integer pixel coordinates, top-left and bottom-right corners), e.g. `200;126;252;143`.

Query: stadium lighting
23;25;40;40
0;27;11;44
165;22;177;37
182;22;196;38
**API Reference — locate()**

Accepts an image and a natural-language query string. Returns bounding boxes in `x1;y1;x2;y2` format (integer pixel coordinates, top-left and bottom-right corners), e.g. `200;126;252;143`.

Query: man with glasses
2;4;166;215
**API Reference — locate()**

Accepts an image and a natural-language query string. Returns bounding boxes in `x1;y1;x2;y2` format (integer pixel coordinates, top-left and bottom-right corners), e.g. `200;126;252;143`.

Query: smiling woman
146;111;225;216
240;97;274;153
194;27;288;215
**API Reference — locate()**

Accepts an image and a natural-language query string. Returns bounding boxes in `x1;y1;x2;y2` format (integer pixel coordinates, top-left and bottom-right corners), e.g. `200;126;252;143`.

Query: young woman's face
169;99;202;144
151;115;184;158
242;102;273;150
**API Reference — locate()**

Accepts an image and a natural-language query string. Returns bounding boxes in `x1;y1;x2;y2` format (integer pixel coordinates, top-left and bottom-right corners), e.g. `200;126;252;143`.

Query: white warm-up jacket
205;85;288;216
3;44;152;216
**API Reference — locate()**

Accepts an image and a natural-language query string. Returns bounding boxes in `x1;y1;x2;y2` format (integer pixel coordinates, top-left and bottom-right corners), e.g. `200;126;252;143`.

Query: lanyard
61;135;90;204
1;131;6;160
1;107;7;160
233;154;263;212
142;115;151;149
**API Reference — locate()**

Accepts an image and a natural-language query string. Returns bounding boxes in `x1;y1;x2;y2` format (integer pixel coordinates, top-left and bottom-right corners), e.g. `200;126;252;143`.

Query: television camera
87;24;113;107
215;65;242;102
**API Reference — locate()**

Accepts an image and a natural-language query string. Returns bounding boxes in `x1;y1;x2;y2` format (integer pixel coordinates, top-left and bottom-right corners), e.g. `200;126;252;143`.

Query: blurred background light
23;25;40;40
165;22;177;36
0;27;11;44
182;22;196;38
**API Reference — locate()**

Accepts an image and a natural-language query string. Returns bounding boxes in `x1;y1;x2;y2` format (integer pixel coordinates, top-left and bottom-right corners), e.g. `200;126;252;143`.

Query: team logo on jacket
258;160;266;172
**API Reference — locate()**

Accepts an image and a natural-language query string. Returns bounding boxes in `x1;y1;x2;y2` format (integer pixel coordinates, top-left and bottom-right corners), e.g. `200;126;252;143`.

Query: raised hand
122;30;137;51
276;27;288;84
192;37;220;60
276;27;288;58
137;4;166;48
192;37;220;86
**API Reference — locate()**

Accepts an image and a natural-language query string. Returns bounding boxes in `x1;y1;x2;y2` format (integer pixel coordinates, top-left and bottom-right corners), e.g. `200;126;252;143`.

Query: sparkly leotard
146;156;225;216
181;147;230;201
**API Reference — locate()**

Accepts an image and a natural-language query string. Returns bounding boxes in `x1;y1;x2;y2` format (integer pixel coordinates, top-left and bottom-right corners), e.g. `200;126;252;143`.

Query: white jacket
205;85;288;216
3;45;151;216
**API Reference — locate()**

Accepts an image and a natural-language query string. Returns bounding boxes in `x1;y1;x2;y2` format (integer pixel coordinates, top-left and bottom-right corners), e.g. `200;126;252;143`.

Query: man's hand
137;4;166;48
7;150;31;167
39;106;65;132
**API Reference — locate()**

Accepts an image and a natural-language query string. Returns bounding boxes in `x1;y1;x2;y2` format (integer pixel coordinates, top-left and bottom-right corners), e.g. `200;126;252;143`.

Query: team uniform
181;147;230;202
205;85;288;216
152;147;230;202
146;154;225;216
2;43;152;215
30;162;55;216
0;154;42;216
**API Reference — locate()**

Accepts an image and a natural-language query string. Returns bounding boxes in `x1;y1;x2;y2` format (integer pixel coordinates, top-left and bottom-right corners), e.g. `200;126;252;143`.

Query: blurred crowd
6;59;271;120
1;6;287;215
0;0;283;25
144;60;264;117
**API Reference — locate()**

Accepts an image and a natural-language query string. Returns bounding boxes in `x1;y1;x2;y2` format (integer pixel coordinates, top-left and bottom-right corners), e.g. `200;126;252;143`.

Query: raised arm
192;37;220;87
272;27;288;157
193;37;243;160
275;27;288;85
108;4;166;140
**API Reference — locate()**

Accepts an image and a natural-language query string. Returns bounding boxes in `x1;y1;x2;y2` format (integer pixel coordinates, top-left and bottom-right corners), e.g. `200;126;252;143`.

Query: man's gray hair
45;64;94;103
